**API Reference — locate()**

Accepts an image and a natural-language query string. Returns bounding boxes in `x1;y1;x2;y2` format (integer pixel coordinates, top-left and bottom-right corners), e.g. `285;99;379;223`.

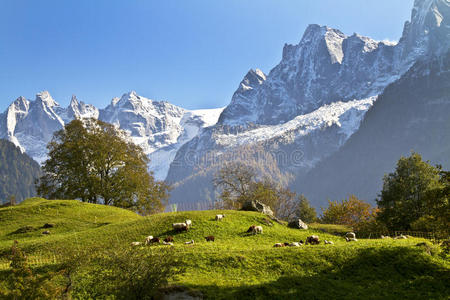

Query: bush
67;246;184;299
0;241;61;299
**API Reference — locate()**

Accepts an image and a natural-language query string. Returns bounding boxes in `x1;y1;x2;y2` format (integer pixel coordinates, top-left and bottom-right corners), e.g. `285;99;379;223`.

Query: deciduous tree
37;119;169;214
376;152;443;230
321;195;374;228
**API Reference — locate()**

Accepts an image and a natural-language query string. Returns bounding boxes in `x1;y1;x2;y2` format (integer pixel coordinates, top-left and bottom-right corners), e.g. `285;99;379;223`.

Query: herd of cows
129;213;412;248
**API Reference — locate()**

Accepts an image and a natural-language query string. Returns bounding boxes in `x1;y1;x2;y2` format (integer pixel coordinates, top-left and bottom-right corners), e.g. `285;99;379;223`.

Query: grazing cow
131;242;142;246
185;240;195;245
394;234;408;240
247;225;263;235
289;242;300;247
346;232;356;239
164;236;174;243
215;214;225;221
149;237;160;244
173;223;188;232
274;243;285;248
305;235;320;245
345;237;358;242
205;236;215;242
144;235;154;245
324;240;334;245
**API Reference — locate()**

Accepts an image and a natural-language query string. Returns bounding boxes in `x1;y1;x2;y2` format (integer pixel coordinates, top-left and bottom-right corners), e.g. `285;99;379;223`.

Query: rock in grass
288;219;308;230
241;200;274;217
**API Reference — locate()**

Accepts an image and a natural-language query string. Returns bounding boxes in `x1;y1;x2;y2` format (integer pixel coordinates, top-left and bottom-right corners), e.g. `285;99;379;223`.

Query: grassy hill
1;198;449;299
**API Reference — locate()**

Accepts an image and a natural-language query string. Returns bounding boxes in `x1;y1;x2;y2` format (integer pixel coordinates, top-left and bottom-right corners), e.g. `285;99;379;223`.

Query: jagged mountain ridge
219;0;449;126
0;91;223;180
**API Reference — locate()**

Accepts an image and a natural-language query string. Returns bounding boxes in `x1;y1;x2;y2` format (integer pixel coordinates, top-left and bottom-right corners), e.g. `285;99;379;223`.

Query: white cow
215;214;225;221
173;223;188;232
252;225;263;235
144;236;154;245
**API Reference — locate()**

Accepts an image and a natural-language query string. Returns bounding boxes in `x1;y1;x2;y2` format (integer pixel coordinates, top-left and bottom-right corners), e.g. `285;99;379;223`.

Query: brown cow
305;235;320;245
164;236;174;243
205;236;215;242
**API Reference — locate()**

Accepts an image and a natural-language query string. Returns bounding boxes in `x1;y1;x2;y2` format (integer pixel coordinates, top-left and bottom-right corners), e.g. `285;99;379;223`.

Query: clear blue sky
0;0;413;112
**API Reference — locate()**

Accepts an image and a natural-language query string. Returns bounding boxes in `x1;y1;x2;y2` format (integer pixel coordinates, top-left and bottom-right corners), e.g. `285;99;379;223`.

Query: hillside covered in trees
0;139;41;204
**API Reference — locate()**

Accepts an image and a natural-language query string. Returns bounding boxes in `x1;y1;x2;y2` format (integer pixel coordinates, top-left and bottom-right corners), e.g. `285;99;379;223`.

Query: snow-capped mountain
219;0;449;126
0;91;223;180
166;0;450;207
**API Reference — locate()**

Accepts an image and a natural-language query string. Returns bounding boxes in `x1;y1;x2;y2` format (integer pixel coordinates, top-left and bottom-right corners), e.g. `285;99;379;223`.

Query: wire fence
354;230;440;241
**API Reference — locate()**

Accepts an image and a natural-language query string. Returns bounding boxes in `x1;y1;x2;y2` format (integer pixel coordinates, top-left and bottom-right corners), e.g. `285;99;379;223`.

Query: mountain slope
0;139;41;203
295;51;450;207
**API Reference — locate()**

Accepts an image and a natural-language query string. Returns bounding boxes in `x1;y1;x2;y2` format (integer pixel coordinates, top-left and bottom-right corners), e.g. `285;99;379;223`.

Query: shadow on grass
185;247;450;300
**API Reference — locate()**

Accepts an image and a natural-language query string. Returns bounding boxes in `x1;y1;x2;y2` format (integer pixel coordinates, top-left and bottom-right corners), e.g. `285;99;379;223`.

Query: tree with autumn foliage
321;195;376;228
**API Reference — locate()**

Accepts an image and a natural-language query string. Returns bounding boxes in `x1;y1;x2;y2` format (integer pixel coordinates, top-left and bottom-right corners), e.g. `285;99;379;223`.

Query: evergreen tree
295;195;317;223
37;119;170;215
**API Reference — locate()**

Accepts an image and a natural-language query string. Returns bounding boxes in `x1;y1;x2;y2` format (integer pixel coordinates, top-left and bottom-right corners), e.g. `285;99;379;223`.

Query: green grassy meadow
1;198;449;299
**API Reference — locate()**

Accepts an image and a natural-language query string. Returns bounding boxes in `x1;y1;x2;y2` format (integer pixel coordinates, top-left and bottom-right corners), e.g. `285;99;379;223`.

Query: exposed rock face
241;200;274;217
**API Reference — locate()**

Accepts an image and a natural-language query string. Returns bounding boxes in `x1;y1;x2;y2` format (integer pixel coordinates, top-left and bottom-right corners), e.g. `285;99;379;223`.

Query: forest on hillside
0;139;41;204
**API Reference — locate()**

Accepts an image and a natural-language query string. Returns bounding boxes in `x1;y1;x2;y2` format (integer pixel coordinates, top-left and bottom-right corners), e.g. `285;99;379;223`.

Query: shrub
66;246;184;299
0;241;60;299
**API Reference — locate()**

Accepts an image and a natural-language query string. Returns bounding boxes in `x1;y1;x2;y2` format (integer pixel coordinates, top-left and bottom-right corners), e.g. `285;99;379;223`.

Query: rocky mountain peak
35;91;58;107
400;0;449;61
69;95;79;106
241;69;266;91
